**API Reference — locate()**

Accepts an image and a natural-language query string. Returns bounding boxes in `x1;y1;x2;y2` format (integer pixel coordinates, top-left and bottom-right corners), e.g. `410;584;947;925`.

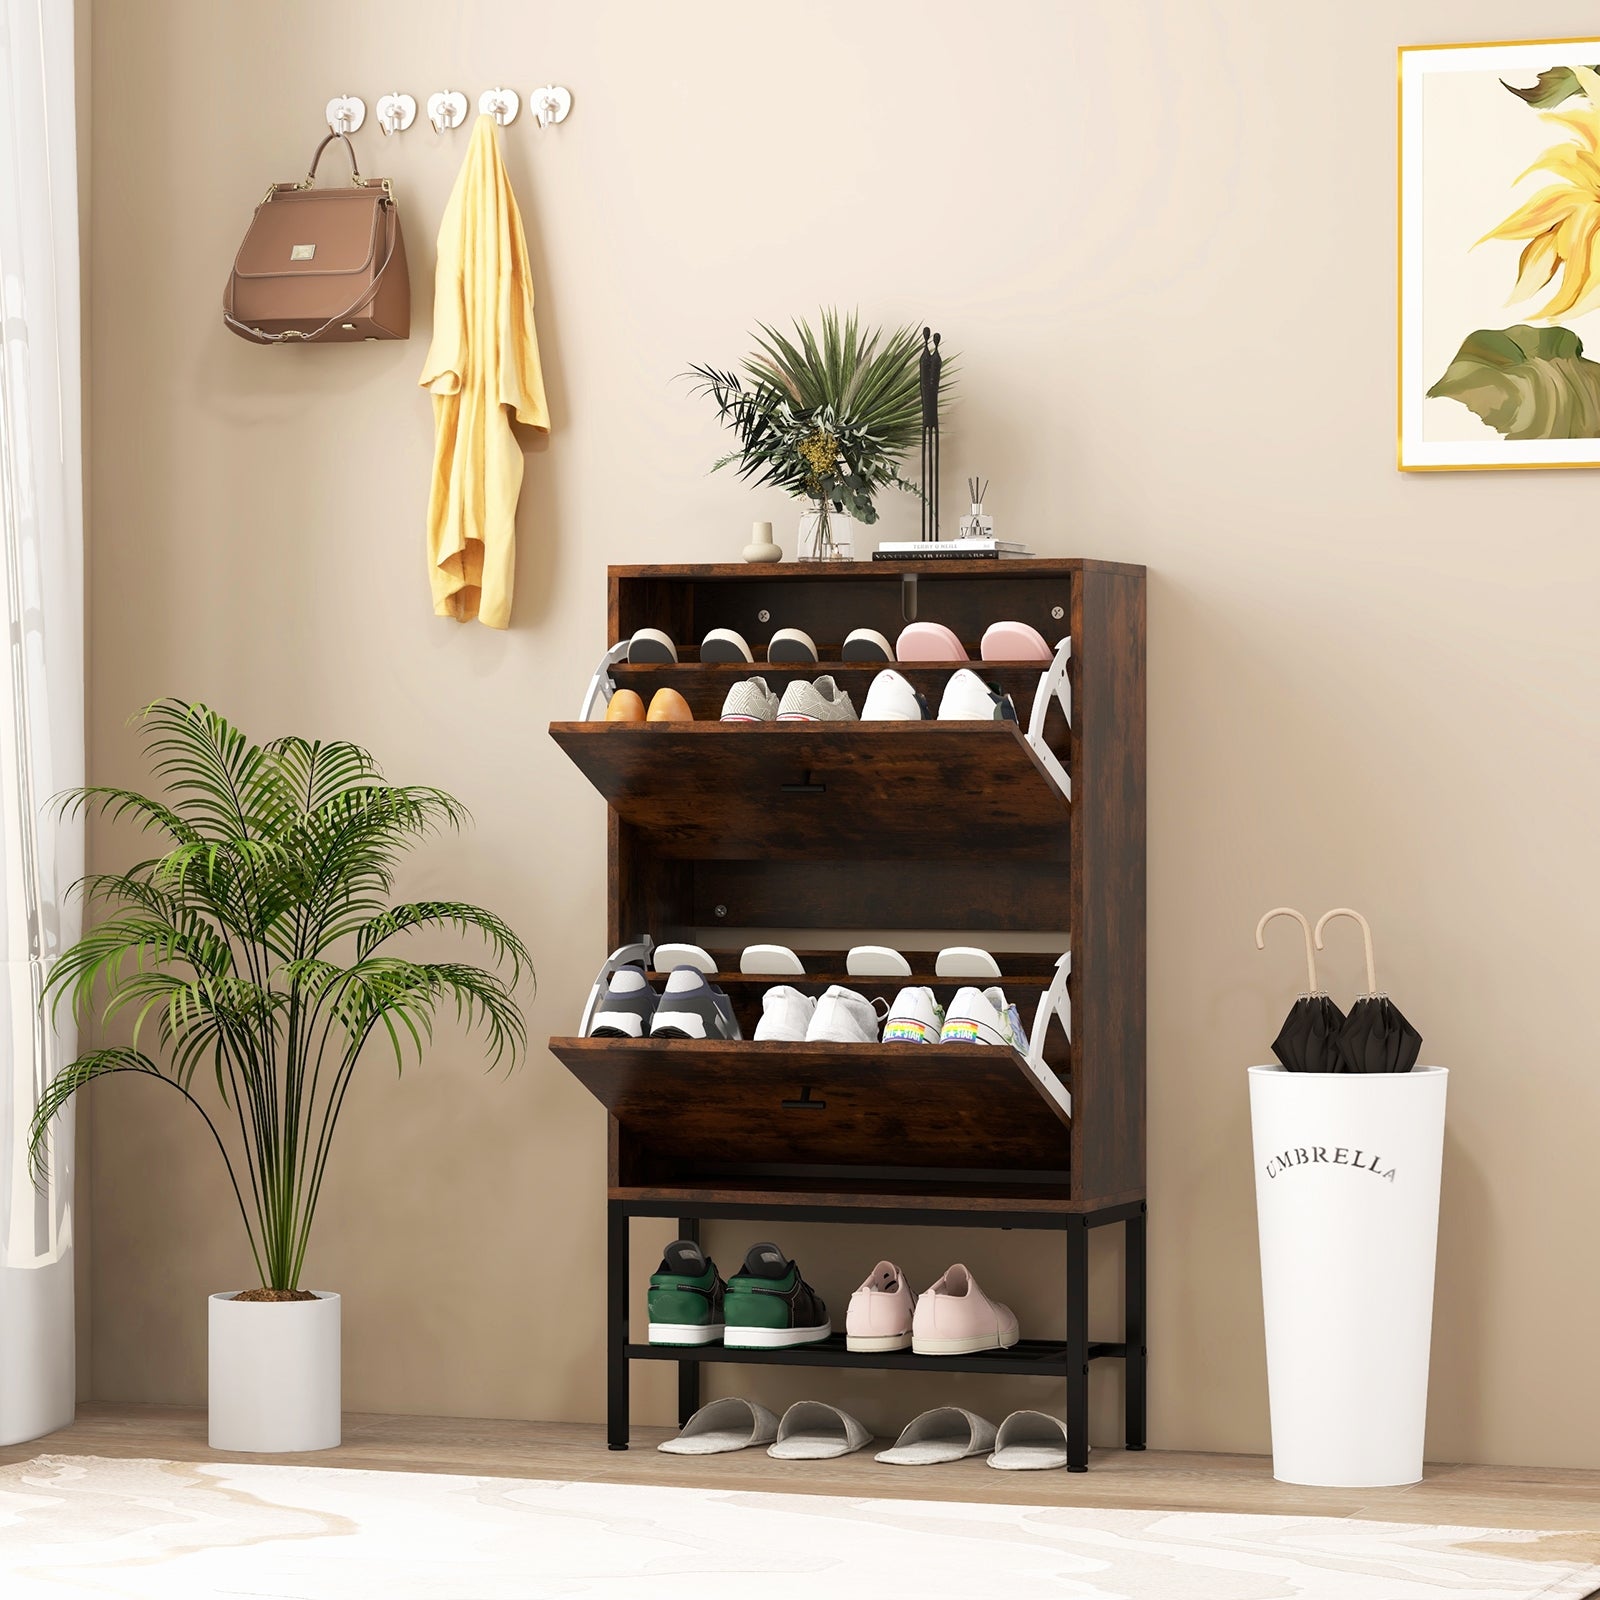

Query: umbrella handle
1255;906;1318;995
1314;907;1378;995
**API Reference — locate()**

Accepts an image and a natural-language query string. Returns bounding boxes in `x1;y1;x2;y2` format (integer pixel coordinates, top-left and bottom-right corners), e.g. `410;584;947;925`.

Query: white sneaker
806;985;883;1044
938;668;1018;722
861;669;930;722
721;676;779;722
754;985;816;1042
777;675;858;722
882;986;944;1044
941;986;1027;1049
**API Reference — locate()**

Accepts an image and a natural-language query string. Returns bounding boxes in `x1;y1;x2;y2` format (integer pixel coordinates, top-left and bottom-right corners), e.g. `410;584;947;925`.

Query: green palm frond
27;701;530;1293
688;309;951;524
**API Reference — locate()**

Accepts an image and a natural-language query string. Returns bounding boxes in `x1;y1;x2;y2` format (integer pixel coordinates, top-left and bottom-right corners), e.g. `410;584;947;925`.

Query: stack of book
873;537;1033;561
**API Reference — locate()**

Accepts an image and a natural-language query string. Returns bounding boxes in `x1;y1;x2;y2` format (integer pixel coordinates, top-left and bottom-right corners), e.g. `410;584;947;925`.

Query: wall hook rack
427;90;468;132
376;92;416;135
531;84;572;128
325;94;365;135
479;87;520;126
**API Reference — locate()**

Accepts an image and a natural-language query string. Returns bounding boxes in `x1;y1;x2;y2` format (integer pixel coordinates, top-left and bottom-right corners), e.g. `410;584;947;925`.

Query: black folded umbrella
1257;907;1348;1073
1315;908;1422;1074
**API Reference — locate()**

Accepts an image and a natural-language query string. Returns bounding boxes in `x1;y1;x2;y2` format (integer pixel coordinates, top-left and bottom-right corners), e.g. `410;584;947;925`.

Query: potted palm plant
28;702;530;1452
689;309;936;559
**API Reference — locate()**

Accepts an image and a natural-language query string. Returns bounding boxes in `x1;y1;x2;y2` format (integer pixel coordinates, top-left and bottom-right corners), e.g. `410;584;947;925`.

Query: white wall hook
427;90;468;132
375;92;416;135
478;87;520;126
530;84;572;128
325;95;366;135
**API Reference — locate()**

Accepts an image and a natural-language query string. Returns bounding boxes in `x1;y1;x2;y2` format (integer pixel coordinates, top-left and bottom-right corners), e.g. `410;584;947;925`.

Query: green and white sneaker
723;1242;831;1348
647;1240;726;1346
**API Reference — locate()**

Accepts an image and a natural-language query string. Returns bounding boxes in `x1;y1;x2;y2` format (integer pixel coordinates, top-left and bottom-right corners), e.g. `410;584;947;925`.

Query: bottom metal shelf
628;1334;1127;1376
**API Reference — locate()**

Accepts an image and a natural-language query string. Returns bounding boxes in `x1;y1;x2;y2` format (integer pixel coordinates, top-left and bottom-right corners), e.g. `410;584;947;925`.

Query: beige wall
83;0;1600;1467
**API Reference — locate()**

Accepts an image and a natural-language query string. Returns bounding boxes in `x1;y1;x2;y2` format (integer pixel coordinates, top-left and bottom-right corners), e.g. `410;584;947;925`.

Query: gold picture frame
1399;36;1600;470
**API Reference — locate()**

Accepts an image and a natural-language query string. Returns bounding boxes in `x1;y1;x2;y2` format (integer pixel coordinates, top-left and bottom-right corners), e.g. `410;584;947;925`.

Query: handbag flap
233;189;384;280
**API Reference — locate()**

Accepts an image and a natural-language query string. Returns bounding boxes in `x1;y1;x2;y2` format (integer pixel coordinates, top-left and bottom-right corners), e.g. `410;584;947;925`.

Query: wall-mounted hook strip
479;87;520;126
376;92;416;135
325;95;365;135
427;90;468;132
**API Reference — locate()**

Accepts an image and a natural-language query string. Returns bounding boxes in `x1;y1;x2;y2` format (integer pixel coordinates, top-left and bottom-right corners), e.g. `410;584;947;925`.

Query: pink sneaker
846;1261;915;1352
912;1264;1020;1356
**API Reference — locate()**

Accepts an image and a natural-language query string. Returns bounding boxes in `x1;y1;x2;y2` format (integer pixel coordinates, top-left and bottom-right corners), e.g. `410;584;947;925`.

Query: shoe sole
700;637;753;665
912;1330;1021;1356
627;630;678;664
767;637;819;664
648;1322;725;1346
723;1321;833;1348
845;1332;912;1352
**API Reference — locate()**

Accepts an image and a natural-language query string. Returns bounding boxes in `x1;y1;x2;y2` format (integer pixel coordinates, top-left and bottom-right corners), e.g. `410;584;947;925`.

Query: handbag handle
303;131;362;187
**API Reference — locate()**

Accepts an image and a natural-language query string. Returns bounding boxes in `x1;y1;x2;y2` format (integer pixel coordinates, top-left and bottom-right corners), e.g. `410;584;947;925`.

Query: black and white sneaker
649;966;743;1040
588;966;658;1037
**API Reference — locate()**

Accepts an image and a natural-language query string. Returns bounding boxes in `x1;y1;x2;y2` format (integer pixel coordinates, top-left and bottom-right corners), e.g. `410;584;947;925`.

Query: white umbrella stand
1250;908;1447;1488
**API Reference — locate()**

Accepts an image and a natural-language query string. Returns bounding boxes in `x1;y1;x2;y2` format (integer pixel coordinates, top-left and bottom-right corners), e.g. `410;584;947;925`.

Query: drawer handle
782;1086;826;1110
781;771;826;795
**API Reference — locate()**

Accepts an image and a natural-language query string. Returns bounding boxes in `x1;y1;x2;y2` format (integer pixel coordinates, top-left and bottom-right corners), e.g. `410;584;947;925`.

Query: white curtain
0;0;83;1445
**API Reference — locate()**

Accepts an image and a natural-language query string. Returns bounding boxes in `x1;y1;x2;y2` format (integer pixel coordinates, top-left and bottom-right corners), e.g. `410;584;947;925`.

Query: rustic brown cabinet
549;558;1146;1469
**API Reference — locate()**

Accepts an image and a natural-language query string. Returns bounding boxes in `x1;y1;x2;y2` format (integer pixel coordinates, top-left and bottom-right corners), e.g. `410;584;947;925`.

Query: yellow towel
420;116;549;629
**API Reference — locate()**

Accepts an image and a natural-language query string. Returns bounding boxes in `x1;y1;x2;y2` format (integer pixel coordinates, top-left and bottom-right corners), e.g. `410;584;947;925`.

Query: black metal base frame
606;1197;1147;1473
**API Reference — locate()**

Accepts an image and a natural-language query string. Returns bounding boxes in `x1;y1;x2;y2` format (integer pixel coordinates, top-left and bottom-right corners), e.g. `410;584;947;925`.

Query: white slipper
766;627;819;664
875;1406;996;1465
700;628;754;665
658;1397;779;1455
627;627;678;665
767;1400;872;1460
842;626;895;663
987;1409;1080;1470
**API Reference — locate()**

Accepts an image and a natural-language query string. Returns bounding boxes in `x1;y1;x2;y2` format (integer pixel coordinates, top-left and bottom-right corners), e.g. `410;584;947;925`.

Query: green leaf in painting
1501;66;1600;108
1426;324;1600;439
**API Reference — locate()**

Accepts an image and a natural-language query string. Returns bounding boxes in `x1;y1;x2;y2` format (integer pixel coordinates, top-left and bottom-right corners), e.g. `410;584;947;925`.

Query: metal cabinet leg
677;1216;702;1426
1066;1214;1089;1471
607;1201;629;1450
1125;1203;1148;1451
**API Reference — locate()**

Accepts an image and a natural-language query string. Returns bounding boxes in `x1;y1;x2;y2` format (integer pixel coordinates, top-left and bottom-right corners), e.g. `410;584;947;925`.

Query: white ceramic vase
1248;1065;1447;1487
208;1290;341;1452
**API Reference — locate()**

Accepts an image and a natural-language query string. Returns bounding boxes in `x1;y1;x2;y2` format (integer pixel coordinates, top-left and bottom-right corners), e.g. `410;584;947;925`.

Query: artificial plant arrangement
27;701;530;1300
688;309;941;558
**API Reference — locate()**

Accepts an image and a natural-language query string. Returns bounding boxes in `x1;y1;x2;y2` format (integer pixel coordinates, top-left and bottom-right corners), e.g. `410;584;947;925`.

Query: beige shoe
604;689;644;722
646;687;693;722
912;1264;1019;1356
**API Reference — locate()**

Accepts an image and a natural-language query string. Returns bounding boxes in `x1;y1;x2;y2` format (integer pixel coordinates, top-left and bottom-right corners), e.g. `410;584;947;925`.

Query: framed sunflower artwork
1400;37;1600;469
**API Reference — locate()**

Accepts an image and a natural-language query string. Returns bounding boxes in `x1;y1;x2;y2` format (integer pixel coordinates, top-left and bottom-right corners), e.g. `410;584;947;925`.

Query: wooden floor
4;1403;1599;1561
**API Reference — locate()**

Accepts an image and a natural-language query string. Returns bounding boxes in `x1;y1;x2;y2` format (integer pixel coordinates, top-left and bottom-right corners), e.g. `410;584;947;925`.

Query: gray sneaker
720;676;780;723
589;967;658;1037
777;675;858;723
649;967;743;1040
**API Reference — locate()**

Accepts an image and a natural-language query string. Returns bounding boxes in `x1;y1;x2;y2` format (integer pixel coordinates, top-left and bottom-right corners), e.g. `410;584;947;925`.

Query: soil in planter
231;1288;319;1303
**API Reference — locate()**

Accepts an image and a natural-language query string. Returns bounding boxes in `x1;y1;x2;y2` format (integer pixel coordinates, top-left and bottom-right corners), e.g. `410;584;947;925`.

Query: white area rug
0;1454;1595;1599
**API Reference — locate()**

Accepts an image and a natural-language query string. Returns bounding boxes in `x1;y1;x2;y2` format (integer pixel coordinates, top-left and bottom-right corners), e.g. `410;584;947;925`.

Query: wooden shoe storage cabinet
548;559;1146;1470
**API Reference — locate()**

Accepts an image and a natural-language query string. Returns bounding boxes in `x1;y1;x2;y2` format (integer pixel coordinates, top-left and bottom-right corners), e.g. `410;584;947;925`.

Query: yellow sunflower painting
1400;39;1600;469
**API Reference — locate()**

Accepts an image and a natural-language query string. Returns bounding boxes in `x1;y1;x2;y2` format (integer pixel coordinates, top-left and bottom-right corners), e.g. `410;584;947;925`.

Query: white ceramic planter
1249;1065;1447;1488
208;1291;341;1452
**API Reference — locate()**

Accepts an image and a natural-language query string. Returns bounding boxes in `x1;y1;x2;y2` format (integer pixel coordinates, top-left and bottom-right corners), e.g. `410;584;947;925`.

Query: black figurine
919;328;943;541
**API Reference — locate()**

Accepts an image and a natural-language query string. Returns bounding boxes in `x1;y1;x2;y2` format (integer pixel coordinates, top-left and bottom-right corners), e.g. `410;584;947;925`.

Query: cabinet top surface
609;558;1145;580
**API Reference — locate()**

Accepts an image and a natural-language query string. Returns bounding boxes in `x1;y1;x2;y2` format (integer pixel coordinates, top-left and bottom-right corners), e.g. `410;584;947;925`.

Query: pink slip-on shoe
912;1264;1020;1356
846;1260;915;1351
